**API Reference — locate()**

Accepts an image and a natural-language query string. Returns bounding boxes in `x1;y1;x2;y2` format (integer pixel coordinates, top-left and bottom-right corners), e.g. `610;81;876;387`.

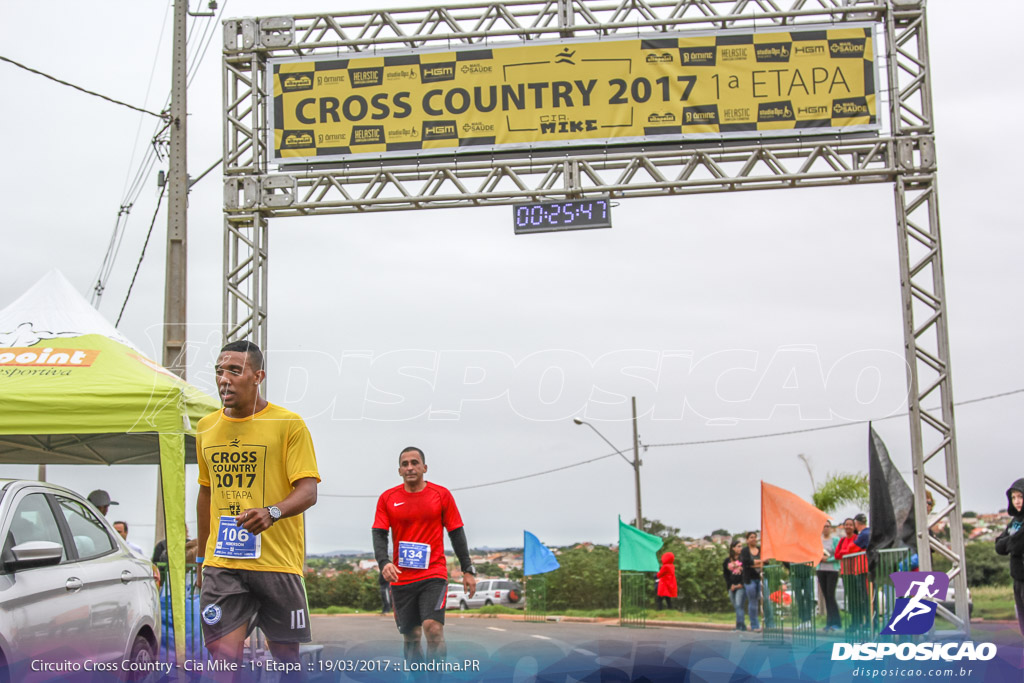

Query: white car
448;579;524;610
0;480;161;682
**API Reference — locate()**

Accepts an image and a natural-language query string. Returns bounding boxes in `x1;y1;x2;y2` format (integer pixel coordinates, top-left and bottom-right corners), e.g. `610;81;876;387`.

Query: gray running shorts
199;566;311;644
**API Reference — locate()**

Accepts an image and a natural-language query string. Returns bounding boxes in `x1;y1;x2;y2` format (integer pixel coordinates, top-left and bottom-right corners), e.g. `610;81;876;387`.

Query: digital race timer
513;198;612;234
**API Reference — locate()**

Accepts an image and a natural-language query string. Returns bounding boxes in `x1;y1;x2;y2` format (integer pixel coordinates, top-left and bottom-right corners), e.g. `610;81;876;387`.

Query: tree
474;561;505;578
710;529;730;538
812;472;869;513
630;517;681;540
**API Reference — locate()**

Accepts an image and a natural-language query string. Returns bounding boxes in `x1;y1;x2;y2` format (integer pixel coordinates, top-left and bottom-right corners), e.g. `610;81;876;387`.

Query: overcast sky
1;1;1021;557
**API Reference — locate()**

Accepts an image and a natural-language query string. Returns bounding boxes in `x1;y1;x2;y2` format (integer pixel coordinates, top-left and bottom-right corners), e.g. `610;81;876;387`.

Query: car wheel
127;634;154;680
485;599;493;606
459;600;468;610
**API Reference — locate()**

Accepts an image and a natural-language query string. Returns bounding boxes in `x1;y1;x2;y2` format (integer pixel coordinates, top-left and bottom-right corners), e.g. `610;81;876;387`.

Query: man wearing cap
195;339;319;676
87;489;118;516
853;513;871;550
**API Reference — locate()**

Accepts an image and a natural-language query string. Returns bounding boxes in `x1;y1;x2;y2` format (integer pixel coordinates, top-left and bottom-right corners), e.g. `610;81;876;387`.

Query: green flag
618;517;663;571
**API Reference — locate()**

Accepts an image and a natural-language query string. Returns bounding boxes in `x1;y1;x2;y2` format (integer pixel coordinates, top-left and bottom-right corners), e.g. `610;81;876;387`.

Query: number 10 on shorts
290;609;306;629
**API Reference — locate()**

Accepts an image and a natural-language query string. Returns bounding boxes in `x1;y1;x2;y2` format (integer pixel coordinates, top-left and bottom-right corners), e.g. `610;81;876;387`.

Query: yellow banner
270;25;877;162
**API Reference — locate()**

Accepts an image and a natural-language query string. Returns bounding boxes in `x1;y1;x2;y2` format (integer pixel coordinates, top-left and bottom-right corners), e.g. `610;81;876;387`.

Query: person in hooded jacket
656;551;678;610
994;477;1024;636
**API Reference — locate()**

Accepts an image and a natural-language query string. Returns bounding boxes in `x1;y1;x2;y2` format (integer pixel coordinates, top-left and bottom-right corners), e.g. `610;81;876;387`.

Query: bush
928;542;1010;588
543;545;619;611
664;540;731;612
305;570;380;610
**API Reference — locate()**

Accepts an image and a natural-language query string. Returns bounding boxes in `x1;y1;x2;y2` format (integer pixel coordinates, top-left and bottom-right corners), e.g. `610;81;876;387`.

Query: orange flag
760;481;831;564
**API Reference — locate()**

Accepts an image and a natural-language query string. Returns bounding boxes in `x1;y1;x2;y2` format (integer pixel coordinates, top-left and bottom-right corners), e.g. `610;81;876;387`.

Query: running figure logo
882;571;949;635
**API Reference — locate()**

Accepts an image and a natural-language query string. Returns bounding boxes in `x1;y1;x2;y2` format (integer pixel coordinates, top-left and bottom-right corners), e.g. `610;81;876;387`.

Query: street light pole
573;397;643;530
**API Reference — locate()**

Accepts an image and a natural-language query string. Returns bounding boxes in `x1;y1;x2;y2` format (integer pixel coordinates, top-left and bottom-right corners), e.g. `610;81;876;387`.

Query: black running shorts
390;577;448;634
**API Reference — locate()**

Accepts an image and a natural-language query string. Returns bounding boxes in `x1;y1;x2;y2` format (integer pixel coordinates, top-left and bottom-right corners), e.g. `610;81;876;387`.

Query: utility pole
631;396;642;530
155;0;189;546
164;0;188;378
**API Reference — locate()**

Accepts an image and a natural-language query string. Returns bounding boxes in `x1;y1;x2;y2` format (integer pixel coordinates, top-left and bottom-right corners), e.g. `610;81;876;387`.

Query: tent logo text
0;347;98;367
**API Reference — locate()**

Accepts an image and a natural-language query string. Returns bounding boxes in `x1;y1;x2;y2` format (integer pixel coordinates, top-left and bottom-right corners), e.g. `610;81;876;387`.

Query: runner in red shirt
372;447;477;665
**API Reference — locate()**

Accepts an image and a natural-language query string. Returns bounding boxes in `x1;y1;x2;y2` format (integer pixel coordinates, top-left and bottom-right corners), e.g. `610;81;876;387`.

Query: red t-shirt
372;481;464;586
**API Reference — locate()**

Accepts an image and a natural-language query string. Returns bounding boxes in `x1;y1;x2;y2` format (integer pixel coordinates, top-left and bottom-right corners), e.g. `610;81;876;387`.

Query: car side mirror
7;541;63;569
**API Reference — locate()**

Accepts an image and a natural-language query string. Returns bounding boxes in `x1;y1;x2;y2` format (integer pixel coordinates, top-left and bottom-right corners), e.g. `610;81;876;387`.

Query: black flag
866;424;916;572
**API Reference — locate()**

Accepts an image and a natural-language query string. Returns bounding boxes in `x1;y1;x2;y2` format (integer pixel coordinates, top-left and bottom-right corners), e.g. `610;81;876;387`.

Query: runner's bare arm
196;485;211;588
238;477;318;534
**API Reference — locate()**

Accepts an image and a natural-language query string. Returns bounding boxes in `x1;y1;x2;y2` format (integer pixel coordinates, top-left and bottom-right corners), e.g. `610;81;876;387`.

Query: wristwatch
463;565;476;576
267;505;282;524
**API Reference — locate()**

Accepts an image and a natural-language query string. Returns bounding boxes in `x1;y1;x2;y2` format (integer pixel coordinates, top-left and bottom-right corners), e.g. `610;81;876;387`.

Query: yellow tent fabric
0;271;220;662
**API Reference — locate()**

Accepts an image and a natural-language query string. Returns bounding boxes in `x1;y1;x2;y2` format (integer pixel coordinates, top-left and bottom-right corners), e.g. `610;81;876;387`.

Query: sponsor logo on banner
387;68;417;81
351;126;385;144
645;53;674;63
647;112;677;123
829;38;867;58
758;101;795;122
348;67;384;88
679;46;716;66
0;347;99;367
421;62;457;83
460;64;492;74
832;97;870;118
755;42;792;62
722;107;751;122
462;122;495;133
794;44;826;56
423;121;458;140
682;105;719;126
720;47;748;62
798;104;830;116
281;130;315;148
280;72;313;92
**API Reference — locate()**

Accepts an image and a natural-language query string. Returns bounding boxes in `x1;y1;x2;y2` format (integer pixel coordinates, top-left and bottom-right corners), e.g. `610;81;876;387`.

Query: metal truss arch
222;0;968;634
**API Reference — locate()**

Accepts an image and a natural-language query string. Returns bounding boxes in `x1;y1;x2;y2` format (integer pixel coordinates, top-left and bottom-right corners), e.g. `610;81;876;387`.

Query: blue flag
524;531;560;576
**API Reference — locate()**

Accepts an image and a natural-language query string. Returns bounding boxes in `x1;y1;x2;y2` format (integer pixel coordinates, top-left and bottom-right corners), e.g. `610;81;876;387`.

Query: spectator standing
740;531;764;631
853;513;871;550
655;551;677;611
113;520;145;557
994;478;1024;636
87;489;118;516
723;539;747;631
817;522;841;632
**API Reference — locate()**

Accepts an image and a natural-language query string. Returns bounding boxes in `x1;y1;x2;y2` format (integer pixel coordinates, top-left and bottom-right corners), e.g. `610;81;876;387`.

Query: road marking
531;634;552;640
487;626;506;632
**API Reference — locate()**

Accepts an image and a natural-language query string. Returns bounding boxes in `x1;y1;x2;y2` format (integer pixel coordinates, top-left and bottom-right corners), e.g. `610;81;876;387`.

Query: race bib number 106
214;515;261;559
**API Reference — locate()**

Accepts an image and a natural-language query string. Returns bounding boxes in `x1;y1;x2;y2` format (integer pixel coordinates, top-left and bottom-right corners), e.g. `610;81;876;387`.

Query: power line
317;387;1024;499
0;54;167;120
643;387;1024;449
116;184;167;326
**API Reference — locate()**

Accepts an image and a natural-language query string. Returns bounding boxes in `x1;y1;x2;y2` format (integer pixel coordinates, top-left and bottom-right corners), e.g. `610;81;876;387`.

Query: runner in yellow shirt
195;340;319;675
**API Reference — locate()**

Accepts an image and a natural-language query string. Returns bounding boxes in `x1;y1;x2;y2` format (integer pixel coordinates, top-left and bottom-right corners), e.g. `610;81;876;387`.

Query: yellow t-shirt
197;403;320;574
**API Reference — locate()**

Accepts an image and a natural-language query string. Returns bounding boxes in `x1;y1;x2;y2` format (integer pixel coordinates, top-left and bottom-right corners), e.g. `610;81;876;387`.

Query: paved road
305;613;1024;682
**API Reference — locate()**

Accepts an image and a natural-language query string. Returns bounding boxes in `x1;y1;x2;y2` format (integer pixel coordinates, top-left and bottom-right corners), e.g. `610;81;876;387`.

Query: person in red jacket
656;551;677;610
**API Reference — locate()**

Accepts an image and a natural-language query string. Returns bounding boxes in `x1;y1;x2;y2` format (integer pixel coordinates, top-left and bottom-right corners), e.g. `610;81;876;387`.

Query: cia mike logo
882;571;949;635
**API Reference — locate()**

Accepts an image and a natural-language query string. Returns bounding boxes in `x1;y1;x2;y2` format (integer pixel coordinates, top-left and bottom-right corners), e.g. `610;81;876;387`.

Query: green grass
969;584;1015;621
310;606;367;615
